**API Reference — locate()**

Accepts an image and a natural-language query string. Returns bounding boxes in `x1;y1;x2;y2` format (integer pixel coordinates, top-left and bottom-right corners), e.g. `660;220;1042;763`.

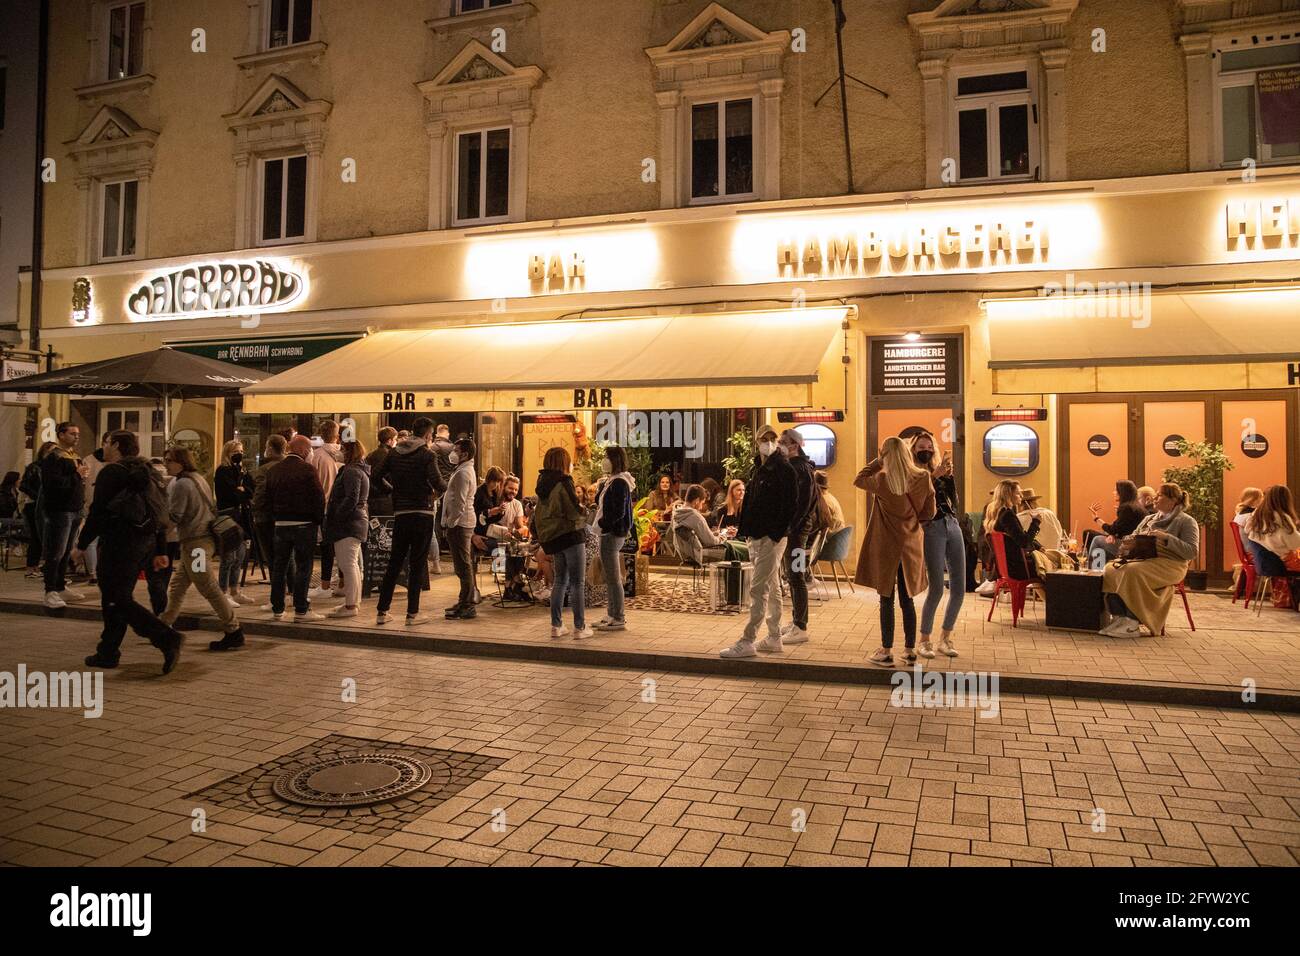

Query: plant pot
1185;570;1209;591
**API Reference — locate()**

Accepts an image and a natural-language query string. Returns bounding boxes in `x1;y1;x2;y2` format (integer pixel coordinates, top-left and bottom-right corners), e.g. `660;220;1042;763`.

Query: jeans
742;535;786;643
218;539;247;591
41;510;78;593
255;520;288;579
879;565;916;649
84;535;98;577
600;534;626;621
550;541;587;630
334;536;363;606
272;523;318;615
162;537;240;633
378;513;434;616
783;529;811;632
920;515;967;635
95;541;179;661
22;502;42;569
446;525;475;609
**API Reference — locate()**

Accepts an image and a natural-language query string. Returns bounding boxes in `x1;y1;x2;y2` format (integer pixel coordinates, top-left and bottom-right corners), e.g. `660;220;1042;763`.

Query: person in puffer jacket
592;445;636;631
324;441;370;619
533;446;590;640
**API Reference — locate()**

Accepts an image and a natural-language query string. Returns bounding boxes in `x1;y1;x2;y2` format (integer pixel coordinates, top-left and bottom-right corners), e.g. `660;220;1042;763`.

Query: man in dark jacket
372;417;446;625
429;423;456;574
73;430;184;674
265;435;327;621
779;429;819;646
721;425;796;659
39;421;88;609
365;426;397;516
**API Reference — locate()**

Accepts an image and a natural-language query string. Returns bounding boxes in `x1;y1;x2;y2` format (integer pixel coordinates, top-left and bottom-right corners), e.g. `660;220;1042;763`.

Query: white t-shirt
497;497;524;531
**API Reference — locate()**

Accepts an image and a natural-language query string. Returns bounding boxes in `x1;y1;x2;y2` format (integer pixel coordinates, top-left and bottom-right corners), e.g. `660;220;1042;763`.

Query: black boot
208;627;245;652
85;652;119;669
160;631;184;674
445;603;465;619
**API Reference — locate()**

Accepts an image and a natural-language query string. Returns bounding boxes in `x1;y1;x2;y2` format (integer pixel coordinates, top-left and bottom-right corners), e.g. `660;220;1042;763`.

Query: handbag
1118;534;1158;562
185;474;244;557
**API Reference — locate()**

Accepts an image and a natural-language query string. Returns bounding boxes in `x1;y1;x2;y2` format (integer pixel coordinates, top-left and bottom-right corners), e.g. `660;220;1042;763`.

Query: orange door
874;407;956;460
1142;400;1208;568
1067;402;1129;538
1220;400;1289;571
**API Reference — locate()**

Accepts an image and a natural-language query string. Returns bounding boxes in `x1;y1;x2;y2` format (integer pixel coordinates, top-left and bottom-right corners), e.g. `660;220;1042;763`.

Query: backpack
18;462;41;502
106;461;172;534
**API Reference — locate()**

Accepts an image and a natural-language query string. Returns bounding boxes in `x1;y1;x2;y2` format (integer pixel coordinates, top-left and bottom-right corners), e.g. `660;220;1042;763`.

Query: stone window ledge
234;40;328;71
425;2;537;38
74;73;156;101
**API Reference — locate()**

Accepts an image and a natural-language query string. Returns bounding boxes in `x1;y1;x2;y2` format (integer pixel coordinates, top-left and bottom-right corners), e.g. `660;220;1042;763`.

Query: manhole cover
273;753;433;808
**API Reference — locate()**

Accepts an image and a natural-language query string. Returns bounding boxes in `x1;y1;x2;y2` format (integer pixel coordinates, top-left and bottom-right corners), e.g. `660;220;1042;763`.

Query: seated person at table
1233;487;1263;529
1137;485;1157;515
648;473;677;513
1086;480;1146;561
699;477;724;512
986;480;1042;581
672;485;743;565
1018;488;1064;549
815;471;845;534
1101;482;1199;637
471;466;506;551
713;479;745;535
1244;484;1300;608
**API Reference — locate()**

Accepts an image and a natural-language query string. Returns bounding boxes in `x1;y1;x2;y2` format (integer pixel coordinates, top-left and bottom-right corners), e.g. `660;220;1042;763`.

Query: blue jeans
551;541;587;630
600;534;626;621
272;523;317;614
42;510;78;594
219;539;247;590
920;515;966;635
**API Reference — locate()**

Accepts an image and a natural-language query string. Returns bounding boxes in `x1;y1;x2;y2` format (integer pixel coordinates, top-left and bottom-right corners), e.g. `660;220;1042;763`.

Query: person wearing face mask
1101;482;1199;637
214;439;256;608
908;431;963;658
719;424;796;658
440;438;478;620
777;429;819;646
592;446;635;631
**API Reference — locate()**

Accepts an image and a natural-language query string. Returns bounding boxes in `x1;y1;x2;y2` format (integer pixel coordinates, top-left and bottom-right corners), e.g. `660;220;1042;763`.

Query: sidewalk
3;567;1298;710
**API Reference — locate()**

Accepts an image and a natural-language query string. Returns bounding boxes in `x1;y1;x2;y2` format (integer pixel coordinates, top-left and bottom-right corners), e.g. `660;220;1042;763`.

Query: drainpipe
29;0;49;356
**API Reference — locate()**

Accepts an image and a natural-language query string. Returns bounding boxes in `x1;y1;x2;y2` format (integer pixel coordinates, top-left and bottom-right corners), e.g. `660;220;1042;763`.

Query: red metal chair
985;531;1041;628
1228;521;1257;608
1161;579;1196;634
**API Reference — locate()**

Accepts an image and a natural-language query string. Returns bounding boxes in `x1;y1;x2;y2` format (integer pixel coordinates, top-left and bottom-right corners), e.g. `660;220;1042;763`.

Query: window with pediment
64;106;157;263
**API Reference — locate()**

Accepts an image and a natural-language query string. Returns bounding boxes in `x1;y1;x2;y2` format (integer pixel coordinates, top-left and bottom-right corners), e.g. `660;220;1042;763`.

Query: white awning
241;307;845;413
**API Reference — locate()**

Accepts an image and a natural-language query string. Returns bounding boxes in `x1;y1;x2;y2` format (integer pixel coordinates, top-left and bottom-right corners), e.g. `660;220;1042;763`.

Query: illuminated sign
1225;198;1300;245
528;253;586;293
126;260;306;320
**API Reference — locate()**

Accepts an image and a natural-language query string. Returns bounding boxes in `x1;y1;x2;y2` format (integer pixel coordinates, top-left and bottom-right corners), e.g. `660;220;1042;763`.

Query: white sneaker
232;591;257;605
225;596;240;613
260;603;275;612
719;639;757;659
782;626;809;645
330;606;358;618
975;579;997;596
272;611;285;621
937;637;958;657
405;614;430;626
44;591;67;609
551;625;569;639
592;616;614;629
308;587;334;602
59;588;86;602
756;635;784;654
917;640;936;659
1100;616;1141;638
431;562;444;575
294;611;325;623
574;626;594;640
376;612;393;625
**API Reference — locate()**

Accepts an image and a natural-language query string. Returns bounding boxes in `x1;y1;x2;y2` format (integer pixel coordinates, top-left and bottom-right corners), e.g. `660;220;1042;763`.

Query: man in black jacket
720;425;796;659
372;417;447;625
73;430;183;674
265;435;327;622
779;429;819;646
39;421;88;609
428;423;456;575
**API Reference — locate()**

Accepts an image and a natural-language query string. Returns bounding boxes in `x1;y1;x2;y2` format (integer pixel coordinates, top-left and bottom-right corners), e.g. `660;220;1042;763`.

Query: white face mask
758;441;776;458
601;459;613;475
449;451;460;466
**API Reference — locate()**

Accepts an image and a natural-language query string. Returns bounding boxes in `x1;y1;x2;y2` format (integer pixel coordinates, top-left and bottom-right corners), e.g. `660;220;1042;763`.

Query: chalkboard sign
361;516;427;598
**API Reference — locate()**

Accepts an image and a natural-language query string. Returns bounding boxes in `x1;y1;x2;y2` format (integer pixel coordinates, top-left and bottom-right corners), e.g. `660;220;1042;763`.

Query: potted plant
722;426;757;485
1162;439;1234;591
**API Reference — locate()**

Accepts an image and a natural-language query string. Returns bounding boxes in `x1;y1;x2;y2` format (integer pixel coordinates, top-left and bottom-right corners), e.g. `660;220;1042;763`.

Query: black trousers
145;541;179;615
783;529;812;631
319;532;336;587
272;523;317;614
96;542;179;660
378;513;433;616
879;565;917;649
446;525;475;608
22;502;42;568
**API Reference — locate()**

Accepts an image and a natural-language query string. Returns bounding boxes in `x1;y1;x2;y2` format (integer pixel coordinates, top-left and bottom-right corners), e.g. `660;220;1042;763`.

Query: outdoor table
1043;570;1105;632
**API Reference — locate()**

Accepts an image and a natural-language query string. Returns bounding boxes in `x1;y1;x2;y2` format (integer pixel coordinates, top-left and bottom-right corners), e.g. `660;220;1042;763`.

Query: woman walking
214;439;255;606
909;432;963;659
592;445;635;631
855;437;935;667
159;447;245;652
533;446;591;640
325;440;370;618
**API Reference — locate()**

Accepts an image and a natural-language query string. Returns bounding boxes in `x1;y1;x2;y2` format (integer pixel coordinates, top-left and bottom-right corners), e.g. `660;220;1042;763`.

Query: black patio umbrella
4;347;270;436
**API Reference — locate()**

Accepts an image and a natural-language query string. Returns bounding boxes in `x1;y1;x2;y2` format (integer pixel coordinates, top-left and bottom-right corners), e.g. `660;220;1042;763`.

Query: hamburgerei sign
126;260;305;320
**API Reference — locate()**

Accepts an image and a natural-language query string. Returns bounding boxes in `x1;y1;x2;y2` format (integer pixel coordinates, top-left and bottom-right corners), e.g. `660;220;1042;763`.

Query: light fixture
903;331;921;342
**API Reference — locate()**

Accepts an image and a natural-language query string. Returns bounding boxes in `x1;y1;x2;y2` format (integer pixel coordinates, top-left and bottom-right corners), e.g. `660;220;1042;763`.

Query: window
260;155;307;243
268;0;312;48
454;127;510;224
457;0;513;12
100;179;139;260
107;2;145;80
953;67;1036;182
983;423;1039;477
1215;38;1300;166
794;424;837;468
690;98;754;202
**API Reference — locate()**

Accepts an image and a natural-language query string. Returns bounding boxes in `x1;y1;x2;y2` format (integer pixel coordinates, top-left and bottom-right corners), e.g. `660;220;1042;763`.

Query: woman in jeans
532;446;591;640
909;432;964;659
854;437;936;667
592;445;635;631
214;439;255;606
325;440;370;618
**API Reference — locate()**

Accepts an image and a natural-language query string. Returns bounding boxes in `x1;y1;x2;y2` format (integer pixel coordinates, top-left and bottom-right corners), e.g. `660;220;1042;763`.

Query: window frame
456;0;514;14
256;152;309;246
98;177;140;262
105;0;146;81
686;94;759;207
450;125;512;227
948;61;1039;185
1212;33;1300;169
264;0;313;51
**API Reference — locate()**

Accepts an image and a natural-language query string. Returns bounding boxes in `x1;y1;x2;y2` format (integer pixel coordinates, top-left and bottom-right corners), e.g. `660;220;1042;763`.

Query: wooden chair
985;531;1042;628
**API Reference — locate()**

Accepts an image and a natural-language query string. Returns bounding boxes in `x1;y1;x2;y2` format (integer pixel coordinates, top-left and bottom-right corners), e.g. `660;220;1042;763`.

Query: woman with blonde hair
854;436;936;666
1101;482;1199;637
985;479;1043;581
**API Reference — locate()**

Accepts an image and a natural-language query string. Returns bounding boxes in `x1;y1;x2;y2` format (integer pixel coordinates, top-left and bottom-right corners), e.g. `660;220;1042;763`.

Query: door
99;404;167;460
1220;399;1289;571
870;403;964;506
1139;399;1209;567
1064;401;1130;539
518;417;578;498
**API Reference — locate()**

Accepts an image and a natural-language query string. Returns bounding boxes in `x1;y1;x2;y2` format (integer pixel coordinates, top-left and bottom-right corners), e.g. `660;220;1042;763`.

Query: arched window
983;423;1038;476
795;423;836;468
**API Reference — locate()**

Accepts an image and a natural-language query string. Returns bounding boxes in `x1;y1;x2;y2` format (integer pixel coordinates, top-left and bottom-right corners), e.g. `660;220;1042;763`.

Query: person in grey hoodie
440;438;478;620
325;440;370;618
311;419;347;601
159;446;244;649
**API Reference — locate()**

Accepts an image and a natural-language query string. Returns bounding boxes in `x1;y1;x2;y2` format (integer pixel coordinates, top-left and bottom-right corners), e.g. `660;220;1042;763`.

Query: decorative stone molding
224;75;332;246
74;73;156;103
417;40;543;229
234;40;328;72
64;106;158;263
1178;0;1300;31
425;1;537;38
645;2;789;208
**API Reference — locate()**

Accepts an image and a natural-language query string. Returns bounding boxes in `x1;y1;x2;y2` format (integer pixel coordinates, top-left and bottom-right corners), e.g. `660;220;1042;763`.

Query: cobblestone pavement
3;568;1298;693
0;614;1297;867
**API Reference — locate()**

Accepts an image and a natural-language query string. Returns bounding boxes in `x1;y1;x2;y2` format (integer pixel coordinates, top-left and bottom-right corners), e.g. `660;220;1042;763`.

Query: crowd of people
1234;484;1300;608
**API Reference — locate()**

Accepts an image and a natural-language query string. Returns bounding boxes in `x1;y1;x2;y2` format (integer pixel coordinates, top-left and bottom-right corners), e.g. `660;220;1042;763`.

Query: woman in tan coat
855;436;936;666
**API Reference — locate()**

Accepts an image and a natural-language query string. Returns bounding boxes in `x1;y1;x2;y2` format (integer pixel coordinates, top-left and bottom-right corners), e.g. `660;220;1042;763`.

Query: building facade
17;0;1300;575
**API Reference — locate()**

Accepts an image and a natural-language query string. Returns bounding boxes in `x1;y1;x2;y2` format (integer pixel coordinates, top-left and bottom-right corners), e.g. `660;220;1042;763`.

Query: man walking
373;418;446;625
265;435;327;622
73;430;184;674
719;425;795;659
779;428;819;646
39;421;88;609
441;437;478;620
